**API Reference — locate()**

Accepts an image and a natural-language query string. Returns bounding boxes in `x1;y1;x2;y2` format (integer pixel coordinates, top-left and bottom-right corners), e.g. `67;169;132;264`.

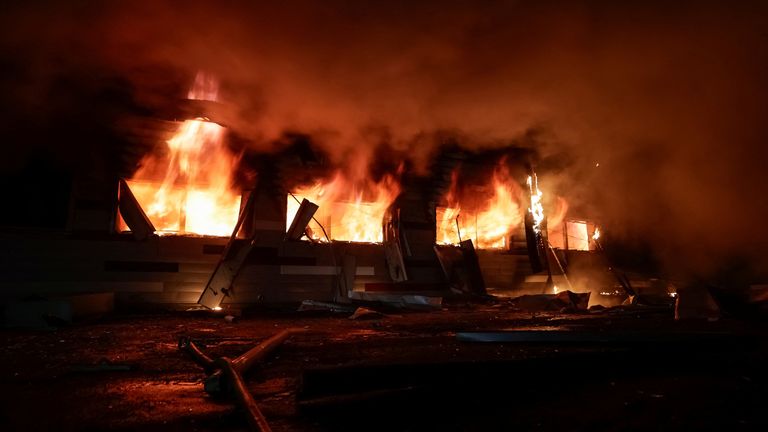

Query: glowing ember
437;160;525;248
287;171;400;243
119;73;242;237
527;174;544;233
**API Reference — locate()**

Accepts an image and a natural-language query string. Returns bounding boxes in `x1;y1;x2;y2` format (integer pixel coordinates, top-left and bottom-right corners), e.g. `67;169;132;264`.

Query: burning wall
436;158;526;249
286;171;401;243
117;104;574;254
117;74;243;237
79;71;594;306
114;71;577;257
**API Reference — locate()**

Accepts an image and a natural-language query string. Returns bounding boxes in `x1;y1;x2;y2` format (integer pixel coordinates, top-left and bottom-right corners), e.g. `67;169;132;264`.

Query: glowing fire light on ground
119;73;242;237
437;160;525;248
287;171;400;243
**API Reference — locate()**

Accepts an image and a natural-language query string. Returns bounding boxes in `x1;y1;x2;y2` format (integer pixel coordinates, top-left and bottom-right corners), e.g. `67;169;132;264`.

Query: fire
547;196;569;231
437;160;525;248
287;171;400;243
119;73;242;237
527;174;544;233
592;227;601;240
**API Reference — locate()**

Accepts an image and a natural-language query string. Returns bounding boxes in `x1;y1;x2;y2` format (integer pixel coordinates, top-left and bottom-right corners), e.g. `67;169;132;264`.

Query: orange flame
527;173;544;234
120;74;242;236
287;171;400;243
437;160;525;249
546;196;569;230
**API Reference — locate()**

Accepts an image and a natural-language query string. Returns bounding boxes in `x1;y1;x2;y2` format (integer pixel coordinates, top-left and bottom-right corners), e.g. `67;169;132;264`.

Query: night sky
1;0;767;279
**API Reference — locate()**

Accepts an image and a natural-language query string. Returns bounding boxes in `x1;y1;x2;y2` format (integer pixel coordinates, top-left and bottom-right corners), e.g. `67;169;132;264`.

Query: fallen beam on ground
179;328;304;432
178;336;216;373
233;328;304;374
205;328;305;393
215;357;272;432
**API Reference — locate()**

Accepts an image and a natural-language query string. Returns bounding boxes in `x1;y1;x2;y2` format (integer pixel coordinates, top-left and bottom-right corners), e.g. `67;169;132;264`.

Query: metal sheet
117;179;155;240
285;198;319;240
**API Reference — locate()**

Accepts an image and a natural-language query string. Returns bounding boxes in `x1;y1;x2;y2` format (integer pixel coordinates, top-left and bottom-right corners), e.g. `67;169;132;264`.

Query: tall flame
527;173;544;233
437;159;525;248
120;73;242;236
287;171;400;243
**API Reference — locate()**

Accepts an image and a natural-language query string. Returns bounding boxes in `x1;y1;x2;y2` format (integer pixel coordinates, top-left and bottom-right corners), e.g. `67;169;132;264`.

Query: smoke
1;0;767;279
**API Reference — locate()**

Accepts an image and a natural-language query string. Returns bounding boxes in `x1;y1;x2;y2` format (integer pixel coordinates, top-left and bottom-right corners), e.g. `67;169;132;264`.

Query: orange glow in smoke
437;160;525;249
287;171;400;243
119;73;242;236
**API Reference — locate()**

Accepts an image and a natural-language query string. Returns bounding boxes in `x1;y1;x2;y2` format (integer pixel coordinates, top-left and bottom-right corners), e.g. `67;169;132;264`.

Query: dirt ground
1;301;766;431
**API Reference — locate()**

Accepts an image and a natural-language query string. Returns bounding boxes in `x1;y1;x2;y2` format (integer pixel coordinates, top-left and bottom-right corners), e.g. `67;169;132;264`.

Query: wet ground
1;302;766;431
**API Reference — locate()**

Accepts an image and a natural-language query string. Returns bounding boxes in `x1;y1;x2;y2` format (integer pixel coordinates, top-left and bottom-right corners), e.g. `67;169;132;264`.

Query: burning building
4;3;768;431
0;72;601;311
